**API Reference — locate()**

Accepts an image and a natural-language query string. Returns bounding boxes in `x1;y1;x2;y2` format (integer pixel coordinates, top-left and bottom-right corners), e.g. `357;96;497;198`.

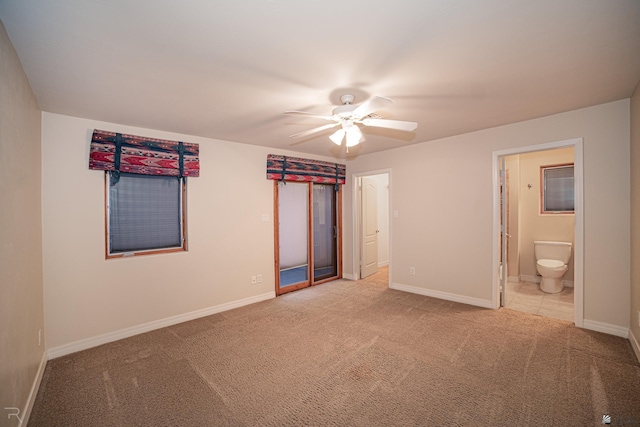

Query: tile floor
504;281;574;322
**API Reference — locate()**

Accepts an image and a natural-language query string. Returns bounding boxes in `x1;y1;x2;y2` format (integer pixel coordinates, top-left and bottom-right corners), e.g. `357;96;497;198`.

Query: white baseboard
21;350;47;426
630;329;640;363
342;273;356;281
507;276;520;283
377;261;389;268
519;274;539;283
390;282;493;309
582;319;629;338
47;292;275;359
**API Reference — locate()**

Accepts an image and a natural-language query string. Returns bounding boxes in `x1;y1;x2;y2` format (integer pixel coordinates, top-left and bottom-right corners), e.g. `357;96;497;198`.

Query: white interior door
361;177;378;279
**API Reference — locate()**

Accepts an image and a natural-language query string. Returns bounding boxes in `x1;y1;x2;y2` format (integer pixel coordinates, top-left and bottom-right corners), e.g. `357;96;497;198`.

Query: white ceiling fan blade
284;111;335;121
352;96;394;118
361;118;418;132
289;123;340;138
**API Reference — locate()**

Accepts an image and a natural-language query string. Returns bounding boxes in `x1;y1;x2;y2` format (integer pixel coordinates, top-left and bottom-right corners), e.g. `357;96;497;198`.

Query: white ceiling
1;0;639;159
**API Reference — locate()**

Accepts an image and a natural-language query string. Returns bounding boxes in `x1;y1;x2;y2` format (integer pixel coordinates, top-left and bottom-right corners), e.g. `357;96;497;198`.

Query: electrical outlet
251;276;257;284
257;274;262;283
38;329;42;347
410;267;415;275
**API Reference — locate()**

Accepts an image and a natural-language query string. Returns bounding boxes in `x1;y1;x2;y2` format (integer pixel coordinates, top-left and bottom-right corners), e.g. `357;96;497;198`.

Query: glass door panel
278;182;309;289
312;184;337;281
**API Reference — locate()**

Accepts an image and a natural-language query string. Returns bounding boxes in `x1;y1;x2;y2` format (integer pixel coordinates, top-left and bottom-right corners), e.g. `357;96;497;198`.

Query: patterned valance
89;129;199;178
266;154;346;185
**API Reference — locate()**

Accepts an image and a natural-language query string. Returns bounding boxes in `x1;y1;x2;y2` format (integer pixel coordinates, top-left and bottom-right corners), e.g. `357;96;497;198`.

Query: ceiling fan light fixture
285;94;418;151
345;126;362;147
329;129;345;145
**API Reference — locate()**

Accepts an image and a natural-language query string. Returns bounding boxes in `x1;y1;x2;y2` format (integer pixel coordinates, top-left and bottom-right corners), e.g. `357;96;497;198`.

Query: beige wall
0;20;45;419
37;101;635;351
345;100;630;329
631;80;640;357
517;148;575;282
41;113;338;351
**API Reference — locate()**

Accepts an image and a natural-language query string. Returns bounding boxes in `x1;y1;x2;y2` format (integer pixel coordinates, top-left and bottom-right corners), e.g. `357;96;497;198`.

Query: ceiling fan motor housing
333;94;358;117
333;104;358;117
339;94;355;105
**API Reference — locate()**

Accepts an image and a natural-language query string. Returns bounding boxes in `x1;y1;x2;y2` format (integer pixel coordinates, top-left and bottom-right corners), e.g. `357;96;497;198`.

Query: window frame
540;163;574;215
104;172;188;259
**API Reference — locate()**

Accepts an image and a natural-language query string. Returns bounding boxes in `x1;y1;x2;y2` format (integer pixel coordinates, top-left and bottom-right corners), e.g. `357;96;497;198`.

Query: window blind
109;173;182;253
544;166;574;212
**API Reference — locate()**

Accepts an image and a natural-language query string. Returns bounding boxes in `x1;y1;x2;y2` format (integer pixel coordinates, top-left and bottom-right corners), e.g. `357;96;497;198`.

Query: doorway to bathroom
493;139;584;327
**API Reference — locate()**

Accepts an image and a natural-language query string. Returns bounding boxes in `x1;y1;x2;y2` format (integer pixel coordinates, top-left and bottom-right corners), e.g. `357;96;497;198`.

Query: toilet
534;241;572;293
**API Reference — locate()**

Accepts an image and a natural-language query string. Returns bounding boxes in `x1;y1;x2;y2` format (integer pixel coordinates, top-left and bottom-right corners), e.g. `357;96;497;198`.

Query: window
541;164;574;214
106;172;187;258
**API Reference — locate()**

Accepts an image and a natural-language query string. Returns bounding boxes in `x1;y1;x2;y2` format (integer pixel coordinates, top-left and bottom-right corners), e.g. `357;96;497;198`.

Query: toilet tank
534;241;572;264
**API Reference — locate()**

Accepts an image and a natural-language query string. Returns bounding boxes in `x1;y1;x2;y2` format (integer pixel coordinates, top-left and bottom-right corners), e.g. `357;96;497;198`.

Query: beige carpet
30;268;640;426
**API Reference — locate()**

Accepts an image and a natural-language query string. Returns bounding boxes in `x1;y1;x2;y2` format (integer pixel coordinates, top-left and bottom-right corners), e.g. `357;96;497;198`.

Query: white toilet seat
537;259;565;270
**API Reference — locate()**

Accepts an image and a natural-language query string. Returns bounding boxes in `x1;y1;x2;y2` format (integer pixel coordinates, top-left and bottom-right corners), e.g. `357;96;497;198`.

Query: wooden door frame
274;181;342;296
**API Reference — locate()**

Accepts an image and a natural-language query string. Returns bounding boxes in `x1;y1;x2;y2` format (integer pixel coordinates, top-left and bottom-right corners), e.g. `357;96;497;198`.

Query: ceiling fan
285;94;418;151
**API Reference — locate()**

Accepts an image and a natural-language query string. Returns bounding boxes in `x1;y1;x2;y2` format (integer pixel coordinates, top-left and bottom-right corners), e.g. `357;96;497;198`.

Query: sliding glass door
277;182;309;290
312;184;337;281
275;181;341;295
